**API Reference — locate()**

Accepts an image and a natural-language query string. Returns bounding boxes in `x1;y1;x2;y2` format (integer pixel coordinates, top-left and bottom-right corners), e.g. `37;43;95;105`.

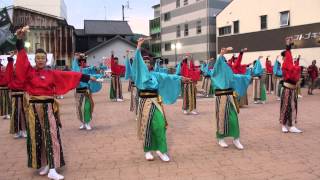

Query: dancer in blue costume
154;58;168;74
125;52;139;113
210;47;251;150
273;56;283;101
252;56;267;104
201;58;215;97
131;38;189;162
72;53;103;130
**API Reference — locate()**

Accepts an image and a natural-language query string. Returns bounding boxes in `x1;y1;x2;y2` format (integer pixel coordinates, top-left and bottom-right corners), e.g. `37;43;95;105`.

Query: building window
176;25;181;37
176;0;180;8
218;26;231;36
164;12;171;21
233;21;239;34
260;15;267;30
280;11;290;27
184;24;189;36
184;0;188;6
196;21;202;34
165;43;171;51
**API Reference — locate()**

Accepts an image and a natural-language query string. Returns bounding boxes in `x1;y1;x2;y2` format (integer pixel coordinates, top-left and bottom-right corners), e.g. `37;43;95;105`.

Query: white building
160;0;231;65
216;0;320;66
85;36;151;66
14;0;67;19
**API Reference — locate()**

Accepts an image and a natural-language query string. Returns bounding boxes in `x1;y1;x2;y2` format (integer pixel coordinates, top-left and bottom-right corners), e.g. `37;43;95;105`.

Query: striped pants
182;82;197;112
0;87;11;116
10;92;27;134
26;98;65;169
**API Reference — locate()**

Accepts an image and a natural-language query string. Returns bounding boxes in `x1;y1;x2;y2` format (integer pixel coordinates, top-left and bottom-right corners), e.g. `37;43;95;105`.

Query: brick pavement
0;82;320;180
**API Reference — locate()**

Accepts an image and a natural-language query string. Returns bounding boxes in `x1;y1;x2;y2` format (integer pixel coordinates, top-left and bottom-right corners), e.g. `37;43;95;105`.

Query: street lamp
24;42;31;49
171;42;182;66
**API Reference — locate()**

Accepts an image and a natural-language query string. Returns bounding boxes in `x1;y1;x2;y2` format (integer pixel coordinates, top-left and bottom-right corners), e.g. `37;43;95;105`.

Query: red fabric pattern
232;52;248;74
8;49;31;90
110;55;125;76
265;58;273;74
13;47;83;96
180;60;200;81
227;56;235;69
0;60;13;86
282;49;301;83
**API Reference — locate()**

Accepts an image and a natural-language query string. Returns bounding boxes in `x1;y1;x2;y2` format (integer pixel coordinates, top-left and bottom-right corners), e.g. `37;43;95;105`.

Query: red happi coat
265;58;273;74
181;60;201;81
110;55;125;76
227;56;235;69
0;58;14;87
282;46;301;84
14;48;84;96
232;52;249;75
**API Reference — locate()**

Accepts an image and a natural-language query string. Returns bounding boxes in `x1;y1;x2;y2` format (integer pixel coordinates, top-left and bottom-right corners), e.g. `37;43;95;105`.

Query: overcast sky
1;0;159;35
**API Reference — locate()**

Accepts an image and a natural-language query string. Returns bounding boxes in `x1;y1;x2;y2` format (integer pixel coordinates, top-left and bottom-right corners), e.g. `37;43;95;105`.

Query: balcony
150;27;161;35
149;17;161;35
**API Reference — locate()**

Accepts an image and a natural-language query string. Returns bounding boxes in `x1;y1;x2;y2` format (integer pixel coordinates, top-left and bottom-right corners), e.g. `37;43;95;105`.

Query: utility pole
122;1;131;21
122;5;125;21
104;6;107;20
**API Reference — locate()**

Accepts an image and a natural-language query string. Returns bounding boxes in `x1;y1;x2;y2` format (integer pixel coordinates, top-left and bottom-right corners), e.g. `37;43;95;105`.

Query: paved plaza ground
1;82;320;180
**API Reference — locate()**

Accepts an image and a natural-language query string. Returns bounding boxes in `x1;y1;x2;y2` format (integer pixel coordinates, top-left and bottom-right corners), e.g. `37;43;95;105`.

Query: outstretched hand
220;47;233;55
15;26;29;39
137;38;145;49
286;37;294;46
241;48;248;52
226;47;233;51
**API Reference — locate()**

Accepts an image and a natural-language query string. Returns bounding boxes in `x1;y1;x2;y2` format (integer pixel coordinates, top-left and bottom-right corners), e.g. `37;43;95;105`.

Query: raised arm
71;56;80;72
282;39;294;71
4;54;14;84
14;27;32;86
124;57;132;80
210;47;234;89
154;59;160;72
234;48;247;68
131;38;154;89
282;38;300;83
53;70;93;95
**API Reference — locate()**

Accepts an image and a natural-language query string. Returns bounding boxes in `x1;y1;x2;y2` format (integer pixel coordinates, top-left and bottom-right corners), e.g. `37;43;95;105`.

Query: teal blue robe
201;63;211;76
210;55;251;98
125;57;132;80
252;59;264;77
132;50;181;104
273;60;283;77
154;60;168;74
71;58;102;92
175;61;181;75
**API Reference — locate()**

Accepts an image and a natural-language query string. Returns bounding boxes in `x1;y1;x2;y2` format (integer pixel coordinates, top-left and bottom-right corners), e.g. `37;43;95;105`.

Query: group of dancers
0;26;305;180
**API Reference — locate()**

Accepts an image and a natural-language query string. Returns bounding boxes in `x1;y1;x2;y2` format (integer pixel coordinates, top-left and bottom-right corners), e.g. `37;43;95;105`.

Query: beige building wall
161;1;209;57
216;0;320;66
217;0;320;34
223;47;320;67
14;0;67;19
